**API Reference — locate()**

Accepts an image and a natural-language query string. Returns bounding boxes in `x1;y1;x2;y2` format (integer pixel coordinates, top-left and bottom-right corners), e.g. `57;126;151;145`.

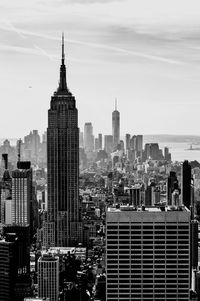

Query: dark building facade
3;225;30;275
181;160;191;209
47;35;82;247
167;171;179;206
0;235;18;301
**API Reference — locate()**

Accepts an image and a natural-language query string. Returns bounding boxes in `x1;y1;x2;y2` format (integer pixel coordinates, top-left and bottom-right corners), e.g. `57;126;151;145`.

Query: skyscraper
3;225;30;276
0;234;18;301
0;154;12;225
98;133;102;150
125;133;130;152
47;34;82;247
167;171;179;206
38;253;59;301
104;135;113;154
84;122;94;152
106;205;190;301
136;135;143;155
11;162;32;226
181;160;191;209
112;99;120;150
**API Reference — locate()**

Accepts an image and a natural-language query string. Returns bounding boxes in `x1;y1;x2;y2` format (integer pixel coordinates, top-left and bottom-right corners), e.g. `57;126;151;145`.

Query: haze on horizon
1;0;200;138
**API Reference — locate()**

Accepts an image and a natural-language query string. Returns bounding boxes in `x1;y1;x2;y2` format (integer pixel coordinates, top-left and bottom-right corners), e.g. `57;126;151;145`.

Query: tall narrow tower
112;99;120;150
181;160;191;209
47;34;82;247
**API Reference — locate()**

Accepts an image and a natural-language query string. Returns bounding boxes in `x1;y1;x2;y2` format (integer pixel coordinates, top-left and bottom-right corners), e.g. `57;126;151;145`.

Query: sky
1;0;200;138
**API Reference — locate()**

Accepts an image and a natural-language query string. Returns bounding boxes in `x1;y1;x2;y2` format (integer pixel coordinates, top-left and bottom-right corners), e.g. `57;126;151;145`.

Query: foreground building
106;205;190;301
0;235;18;301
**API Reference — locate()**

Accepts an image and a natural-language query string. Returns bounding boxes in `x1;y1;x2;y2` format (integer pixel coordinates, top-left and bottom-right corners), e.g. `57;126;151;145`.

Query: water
159;142;200;162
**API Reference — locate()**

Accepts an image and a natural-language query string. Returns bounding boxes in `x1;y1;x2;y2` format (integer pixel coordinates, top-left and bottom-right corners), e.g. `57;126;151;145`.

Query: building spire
62;32;65;65
57;32;68;93
115;98;117;111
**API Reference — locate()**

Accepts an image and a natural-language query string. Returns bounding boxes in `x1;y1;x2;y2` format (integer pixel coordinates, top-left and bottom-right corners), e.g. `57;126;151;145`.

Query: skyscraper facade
84;122;94;152
38;253;59;301
47;35;82;247
11;165;32;226
0;235;18;301
181;160;191;209
112;101;120;150
104;135;113;155
136;135;143;155
106;205;190;301
125;133;130;152
98;133;102;150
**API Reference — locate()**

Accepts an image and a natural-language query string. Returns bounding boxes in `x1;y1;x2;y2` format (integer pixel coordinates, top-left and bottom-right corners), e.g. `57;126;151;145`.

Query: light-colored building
84;122;94;152
38;253;59;301
12;168;32;225
104;135;113;155
106;205;190;301
41;246;87;261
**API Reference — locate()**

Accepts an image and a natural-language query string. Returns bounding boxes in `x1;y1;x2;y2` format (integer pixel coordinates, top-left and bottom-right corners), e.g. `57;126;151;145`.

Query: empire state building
47;35;82;247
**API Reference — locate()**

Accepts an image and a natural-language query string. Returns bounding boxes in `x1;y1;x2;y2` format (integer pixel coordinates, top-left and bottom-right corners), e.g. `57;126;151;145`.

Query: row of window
107;225;189;229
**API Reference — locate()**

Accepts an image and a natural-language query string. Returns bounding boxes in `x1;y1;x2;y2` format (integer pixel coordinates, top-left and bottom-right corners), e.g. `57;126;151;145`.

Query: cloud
0;23;182;65
0;44;48;57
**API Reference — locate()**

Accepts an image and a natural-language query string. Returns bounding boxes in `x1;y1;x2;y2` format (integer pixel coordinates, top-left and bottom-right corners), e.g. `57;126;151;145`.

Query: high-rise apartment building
106;205;190;301
181;160;191;209
38;253;59;301
47;35;82;246
11;162;32;226
84;122;94;152
112;101;120;150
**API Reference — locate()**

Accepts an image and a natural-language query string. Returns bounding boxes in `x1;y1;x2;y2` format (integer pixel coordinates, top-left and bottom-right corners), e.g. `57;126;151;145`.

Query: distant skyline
1;0;200;137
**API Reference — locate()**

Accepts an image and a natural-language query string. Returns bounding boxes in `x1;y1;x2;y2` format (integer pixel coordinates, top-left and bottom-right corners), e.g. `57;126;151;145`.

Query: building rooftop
108;205;189;213
107;205;190;223
38;253;59;262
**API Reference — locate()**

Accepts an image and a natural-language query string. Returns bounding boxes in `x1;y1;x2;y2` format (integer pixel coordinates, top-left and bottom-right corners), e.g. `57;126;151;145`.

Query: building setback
106;205;190;301
47;35;82;246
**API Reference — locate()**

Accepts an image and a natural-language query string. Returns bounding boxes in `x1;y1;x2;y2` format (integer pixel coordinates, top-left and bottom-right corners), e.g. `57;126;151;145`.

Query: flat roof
107;205;189;213
106;206;190;223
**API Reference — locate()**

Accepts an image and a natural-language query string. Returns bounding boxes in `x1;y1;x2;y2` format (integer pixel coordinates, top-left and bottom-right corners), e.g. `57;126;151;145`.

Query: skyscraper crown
55;33;70;95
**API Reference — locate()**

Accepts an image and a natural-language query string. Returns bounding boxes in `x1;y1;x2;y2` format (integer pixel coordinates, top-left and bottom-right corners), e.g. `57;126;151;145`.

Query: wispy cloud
0;23;182;65
0;44;47;57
